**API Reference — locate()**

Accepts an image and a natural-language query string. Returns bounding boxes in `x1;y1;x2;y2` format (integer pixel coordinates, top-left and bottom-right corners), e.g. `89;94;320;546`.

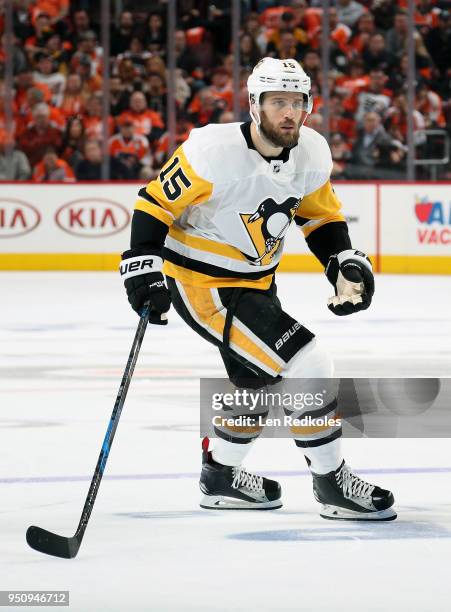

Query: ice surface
1;272;450;611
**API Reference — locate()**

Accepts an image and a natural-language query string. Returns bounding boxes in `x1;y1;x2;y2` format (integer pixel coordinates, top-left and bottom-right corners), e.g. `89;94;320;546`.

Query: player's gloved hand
120;248;171;325
325;249;374;316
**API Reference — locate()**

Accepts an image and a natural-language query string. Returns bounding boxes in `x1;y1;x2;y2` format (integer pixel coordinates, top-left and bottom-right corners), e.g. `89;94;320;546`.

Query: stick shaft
75;308;150;538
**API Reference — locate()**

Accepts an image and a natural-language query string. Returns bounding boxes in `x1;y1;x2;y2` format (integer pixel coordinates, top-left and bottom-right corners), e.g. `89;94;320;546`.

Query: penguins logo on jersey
240;196;300;266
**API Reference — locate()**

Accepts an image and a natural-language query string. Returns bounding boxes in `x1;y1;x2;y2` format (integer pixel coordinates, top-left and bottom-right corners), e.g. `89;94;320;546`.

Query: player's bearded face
259;96;307;148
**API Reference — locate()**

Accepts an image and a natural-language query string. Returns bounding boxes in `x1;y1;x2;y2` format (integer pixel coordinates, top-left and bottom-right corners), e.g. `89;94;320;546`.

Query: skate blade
320;504;397;521
200;494;282;510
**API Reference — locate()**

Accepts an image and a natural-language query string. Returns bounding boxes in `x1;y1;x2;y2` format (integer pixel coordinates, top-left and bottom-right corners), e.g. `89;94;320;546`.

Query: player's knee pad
282;338;334;379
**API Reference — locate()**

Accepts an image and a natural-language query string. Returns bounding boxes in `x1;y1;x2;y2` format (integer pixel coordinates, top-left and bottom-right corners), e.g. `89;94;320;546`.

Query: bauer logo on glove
325;249;375;316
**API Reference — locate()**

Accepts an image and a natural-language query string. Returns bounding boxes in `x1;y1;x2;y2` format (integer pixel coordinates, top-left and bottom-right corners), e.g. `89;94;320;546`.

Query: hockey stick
26;305;151;559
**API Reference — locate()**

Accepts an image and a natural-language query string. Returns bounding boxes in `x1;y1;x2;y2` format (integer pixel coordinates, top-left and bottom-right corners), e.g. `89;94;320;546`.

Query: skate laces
337;463;375;500
231;467;263;493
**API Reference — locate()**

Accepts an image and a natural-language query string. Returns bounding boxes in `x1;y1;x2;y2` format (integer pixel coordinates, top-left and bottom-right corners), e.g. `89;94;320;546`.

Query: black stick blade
26;526;80;559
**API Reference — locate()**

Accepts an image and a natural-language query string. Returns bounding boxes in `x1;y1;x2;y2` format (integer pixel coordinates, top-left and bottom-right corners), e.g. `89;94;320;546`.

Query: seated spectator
267;30;307;62
32;146;75;181
146;72;167;120
111;11;137;56
415;83;446;128
343;67;393;125
116;37;152;78
424;10;451;87
73;30;103;77
330;132;351;179
109;76;131;116
24;12;54;61
267;11;308;54
60;115;85;171
71;54;103;93
69;9;95;48
0;32;27;74
239;33;262;72
347;111;406;179
187;86;228;126
33;51;66;106
301;49;320;83
141;12;166;50
60;73;88;118
362;33;396;73
83;93;114;140
385;92;426;143
17;102;63;167
75;139;131;180
349;13;377;57
174;29;199;75
242;12;269;55
118;91;164;143
0;130;31;180
336;0;366;28
154;115;194;168
109;117;152;179
29;1;69;27
209;67;233;110
16;86;65;136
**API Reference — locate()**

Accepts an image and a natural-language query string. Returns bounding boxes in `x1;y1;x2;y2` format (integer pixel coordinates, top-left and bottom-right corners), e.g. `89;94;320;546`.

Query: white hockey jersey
135;121;346;289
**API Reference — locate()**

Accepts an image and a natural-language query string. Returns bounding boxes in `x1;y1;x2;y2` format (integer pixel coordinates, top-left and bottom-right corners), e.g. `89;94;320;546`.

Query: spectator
116;37;151;78
83;93;114;140
349;13;377;57
348;111;405;179
330;132;351;179
424;10;451;88
267;11;309;54
75;139;131;180
336;0;366;29
0;130;31;180
24;12;54;61
344;68;393;125
32;146;75;181
142;12;166;50
69;10;94;48
118;91;165;143
74;31;103;77
187;86;227;126
17;86;65;135
60;115;85;171
415;83;446;128
0;33;27;74
302;49;321;83
209;67;233;110
268;30;307;61
29;1;69;27
362;33;396;73
239;33;262;71
111;11;136;56
33;52;66;106
174;30;199;75
60;73;88;118
147;72;167;120
242;12;269;55
109;117;152;179
109;76;130;116
17;102;63;167
71;54;102;93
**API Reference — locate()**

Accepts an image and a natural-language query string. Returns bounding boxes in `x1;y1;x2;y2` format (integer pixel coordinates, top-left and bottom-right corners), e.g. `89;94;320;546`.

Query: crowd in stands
0;0;450;181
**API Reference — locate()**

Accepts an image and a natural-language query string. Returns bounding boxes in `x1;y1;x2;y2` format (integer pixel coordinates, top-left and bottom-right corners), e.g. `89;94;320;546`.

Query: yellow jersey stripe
134;199;174;226
168;225;247;262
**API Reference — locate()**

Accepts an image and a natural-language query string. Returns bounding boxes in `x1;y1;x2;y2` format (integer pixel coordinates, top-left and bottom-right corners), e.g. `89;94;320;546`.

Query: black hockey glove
120;249;171;325
325;249;374;316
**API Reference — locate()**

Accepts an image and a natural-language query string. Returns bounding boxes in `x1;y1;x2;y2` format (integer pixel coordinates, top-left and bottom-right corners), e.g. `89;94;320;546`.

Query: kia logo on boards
55;198;130;237
0;199;41;238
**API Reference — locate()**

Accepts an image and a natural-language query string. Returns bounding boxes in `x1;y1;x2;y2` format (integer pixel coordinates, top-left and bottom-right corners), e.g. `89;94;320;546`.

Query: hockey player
120;58;396;521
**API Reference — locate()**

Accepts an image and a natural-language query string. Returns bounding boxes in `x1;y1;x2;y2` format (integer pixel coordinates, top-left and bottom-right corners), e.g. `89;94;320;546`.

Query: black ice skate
312;460;397;521
199;438;282;510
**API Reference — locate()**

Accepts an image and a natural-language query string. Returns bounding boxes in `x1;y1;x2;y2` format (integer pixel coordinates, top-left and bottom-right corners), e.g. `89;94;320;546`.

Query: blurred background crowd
0;0;450;182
